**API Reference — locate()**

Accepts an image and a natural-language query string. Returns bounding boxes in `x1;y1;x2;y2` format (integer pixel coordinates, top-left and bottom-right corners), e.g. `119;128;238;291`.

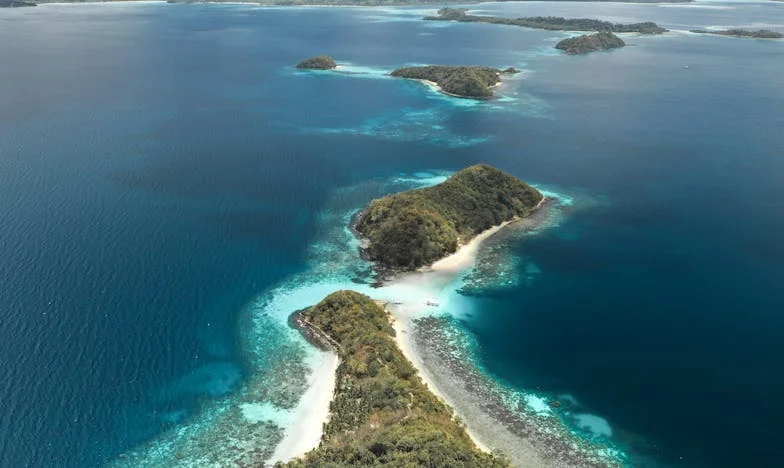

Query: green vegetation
0;0;36;6
285;291;507;467
355;164;543;270
690;29;783;39
390;66;515;99
425;8;667;35
556;32;626;55
297;55;338;70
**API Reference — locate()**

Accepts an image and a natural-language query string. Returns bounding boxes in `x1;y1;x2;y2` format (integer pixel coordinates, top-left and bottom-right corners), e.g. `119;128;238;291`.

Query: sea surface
0;1;782;467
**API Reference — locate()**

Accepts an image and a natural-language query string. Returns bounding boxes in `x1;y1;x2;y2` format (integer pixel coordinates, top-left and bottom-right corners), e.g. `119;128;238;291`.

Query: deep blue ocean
0;2;782;467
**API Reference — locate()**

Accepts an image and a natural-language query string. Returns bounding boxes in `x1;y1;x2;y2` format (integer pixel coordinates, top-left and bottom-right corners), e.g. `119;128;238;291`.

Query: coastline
375;196;622;467
268;349;338;464
418;78;503;100
388;311;493;453
379;198;554;462
428;196;546;274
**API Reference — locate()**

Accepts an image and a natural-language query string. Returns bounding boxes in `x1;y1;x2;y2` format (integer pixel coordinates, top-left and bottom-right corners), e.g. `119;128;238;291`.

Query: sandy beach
383;214;534;456
429;196;547;274
388;313;493;453
377;198;603;467
277;197;583;466
268;350;339;464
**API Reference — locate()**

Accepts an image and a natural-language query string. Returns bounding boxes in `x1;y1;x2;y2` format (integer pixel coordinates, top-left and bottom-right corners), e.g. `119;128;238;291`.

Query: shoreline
387;311;493;453
428;196;546;274
268;349;338;464
376;196;623;466
380;198;552;460
418;78;501;100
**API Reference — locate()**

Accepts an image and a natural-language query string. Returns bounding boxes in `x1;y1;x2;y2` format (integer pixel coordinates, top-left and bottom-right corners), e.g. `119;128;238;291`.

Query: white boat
425;300;440;307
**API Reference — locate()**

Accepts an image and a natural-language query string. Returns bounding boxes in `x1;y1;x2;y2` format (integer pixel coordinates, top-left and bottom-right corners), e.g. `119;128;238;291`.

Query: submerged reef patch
411;316;626;467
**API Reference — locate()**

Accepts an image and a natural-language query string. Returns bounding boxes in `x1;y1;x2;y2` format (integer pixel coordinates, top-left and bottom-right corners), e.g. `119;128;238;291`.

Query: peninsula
690;29;783;39
296;55;338;70
425;8;667;35
286;291;507;467
355;164;543;271
390;66;517;99
556;32;626;54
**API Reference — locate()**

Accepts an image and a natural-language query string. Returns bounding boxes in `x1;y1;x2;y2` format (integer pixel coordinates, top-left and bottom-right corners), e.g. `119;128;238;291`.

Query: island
354;164;543;271
0;0;37;6
285;291;507;467
296;55;338;70
425;8;667;35
555;32;626;54
390;65;516;99
690;29;783;39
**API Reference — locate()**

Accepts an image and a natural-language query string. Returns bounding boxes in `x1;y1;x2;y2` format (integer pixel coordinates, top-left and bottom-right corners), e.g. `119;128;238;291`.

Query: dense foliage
426;8;667;35
391;65;511;99
282;291;507;467
555;32;626;55
690;29;783;39
296;55;338;70
355;164;543;270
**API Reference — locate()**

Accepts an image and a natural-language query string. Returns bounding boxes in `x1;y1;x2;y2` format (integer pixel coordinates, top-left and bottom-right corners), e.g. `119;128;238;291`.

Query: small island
296;55;338;70
690;29;783;39
0;0;37;7
425;8;667;35
390;65;516;99
556;32;626;55
355;164;543;271
286;291;507;467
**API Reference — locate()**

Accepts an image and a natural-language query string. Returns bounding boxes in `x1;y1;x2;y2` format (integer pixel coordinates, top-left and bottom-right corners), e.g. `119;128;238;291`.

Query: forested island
556;32;625;54
355;164;543;270
286;291;507;467
0;0;37;7
390;65;517;99
425;8;667;34
296;55;338;70
690;29;783;39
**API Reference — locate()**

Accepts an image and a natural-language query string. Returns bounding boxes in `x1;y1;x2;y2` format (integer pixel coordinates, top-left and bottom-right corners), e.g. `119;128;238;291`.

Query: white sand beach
278;197;555;465
268;350;339;464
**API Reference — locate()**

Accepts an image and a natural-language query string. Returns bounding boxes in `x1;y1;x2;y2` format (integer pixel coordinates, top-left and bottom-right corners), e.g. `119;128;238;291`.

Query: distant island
355;164;543;271
286;291;507;467
390;65;517;99
0;0;36;7
296;55;338;70
556;32;626;54
690;29;783;39
425;8;667;34
37;0;691;4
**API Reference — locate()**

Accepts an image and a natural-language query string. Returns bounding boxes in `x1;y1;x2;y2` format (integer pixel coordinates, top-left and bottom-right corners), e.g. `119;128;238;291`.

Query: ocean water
0;2;782;467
